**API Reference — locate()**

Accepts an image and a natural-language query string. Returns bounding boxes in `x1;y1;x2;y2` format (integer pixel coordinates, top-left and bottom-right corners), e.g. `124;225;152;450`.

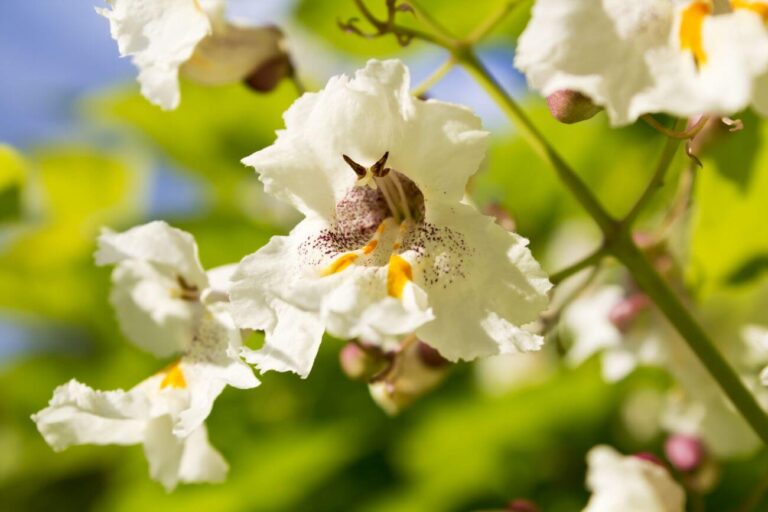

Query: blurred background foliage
1;1;768;511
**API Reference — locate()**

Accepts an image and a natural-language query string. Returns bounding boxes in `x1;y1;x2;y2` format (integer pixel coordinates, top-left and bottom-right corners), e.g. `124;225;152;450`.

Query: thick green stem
458;51;618;235
611;236;768;444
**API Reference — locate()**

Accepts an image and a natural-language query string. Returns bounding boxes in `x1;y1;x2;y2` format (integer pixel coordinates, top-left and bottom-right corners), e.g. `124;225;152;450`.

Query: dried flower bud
664;434;706;472
339;342;390;381
546;90;601;124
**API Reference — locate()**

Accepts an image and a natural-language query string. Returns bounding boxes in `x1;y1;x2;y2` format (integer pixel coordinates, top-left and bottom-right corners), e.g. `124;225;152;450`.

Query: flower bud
369;338;449;415
507;499;541;512
181;25;291;93
664;434;706;472
632;452;666;467
339;342;390;381
545;90;601;124
608;292;651;332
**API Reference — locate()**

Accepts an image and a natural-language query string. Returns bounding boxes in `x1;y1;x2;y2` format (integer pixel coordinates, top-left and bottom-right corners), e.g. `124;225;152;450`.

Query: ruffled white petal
109;260;202;357
97;0;212;110
143;417;227;491
515;0;768;125
32;379;148;451
242;59;489;219
413;203;551;361
96;221;208;288
584;445;685;512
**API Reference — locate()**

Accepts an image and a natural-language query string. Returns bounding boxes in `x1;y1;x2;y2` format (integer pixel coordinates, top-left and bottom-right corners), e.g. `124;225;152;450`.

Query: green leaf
0;145;26;223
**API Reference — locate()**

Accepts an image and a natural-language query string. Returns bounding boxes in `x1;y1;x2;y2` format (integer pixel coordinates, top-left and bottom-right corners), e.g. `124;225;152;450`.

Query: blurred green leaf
689;117;768;297
0;145;25;223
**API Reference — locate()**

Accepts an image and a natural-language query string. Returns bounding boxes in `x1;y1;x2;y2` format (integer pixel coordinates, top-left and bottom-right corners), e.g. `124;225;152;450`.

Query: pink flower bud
546;90;601;124
339;342;390;381
632;452;665;467
608;292;651;332
507;499;541;512
665;434;706;472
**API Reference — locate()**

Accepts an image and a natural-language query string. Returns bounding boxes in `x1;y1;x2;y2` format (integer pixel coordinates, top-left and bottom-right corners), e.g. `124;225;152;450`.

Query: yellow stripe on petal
160;361;187;389
387;254;412;298
680;1;712;67
321;253;358;276
362;239;378;255
732;1;768;21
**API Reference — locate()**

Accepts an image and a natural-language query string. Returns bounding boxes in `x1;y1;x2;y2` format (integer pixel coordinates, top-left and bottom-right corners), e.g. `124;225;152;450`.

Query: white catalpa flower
583;446;685;512
97;0;287;109
516;0;768;125
231;59;551;377
96;220;235;357
32;303;258;490
562;285;664;382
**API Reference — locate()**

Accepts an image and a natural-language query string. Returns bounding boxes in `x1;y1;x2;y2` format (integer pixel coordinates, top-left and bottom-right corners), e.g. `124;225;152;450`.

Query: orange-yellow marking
362;239;378;255
160;361;187;389
680;1;712;67
387;254;412;298
320;253;359;276
732;0;768;20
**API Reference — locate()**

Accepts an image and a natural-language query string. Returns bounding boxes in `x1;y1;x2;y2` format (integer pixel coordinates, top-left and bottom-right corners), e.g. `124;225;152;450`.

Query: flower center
680;1;768;68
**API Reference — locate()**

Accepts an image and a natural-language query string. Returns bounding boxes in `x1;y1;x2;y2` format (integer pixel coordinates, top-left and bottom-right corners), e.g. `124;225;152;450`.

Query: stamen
371;151;390;178
680;1;712;67
388;172;414;223
160;361;187;389
374;176;403;222
343;154;368;180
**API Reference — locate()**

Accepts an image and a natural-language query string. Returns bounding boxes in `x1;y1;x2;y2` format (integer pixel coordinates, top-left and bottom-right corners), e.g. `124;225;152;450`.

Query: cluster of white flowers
29;0;768;502
516;0;768;125
33;30;552;485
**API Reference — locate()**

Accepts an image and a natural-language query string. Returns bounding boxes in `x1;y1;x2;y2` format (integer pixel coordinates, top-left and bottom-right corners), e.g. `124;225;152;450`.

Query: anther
371;151;391;177
342;154;367;179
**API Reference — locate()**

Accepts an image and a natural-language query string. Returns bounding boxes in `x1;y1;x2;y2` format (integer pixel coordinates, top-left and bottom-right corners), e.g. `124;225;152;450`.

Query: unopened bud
369;338;450;415
546;90;601;124
484;202;516;232
507;499;541;512
632;452;665;467
182;25;290;93
608;292;651;332
664;434;706;472
339;342;390;381
416;341;449;368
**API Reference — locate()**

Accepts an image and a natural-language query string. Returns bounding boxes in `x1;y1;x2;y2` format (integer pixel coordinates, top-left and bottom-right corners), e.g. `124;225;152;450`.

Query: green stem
549;248;606;285
622;118;685;227
611;236;768;444
466;0;525;43
458;51;618;235
411;56;456;97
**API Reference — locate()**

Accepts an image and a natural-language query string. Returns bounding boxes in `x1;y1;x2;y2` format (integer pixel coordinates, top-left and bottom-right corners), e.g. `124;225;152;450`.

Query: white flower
32;303;257;490
583;445;685;512
561;285;664;382
96;220;232;357
515;0;768;125
230;59;551;377
97;0;286;109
